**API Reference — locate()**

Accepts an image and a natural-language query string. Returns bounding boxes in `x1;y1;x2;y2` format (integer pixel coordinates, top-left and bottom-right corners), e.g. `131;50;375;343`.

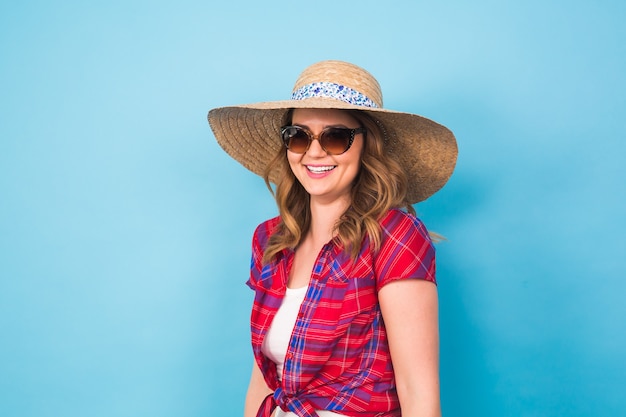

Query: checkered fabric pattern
248;209;436;417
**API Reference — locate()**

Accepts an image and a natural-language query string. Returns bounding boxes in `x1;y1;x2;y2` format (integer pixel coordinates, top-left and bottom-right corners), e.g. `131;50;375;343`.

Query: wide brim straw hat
208;60;457;204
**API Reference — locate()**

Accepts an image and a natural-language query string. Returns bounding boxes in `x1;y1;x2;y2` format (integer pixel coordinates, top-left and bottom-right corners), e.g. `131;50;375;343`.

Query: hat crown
292;60;383;108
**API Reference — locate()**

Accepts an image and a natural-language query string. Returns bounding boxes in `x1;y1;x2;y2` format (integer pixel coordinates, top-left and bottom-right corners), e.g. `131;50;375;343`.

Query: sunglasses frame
280;125;367;155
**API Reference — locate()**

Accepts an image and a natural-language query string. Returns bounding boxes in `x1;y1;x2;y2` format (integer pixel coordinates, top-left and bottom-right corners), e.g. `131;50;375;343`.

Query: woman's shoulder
379;208;428;232
374;208;436;285
377;208;432;246
252;216;281;244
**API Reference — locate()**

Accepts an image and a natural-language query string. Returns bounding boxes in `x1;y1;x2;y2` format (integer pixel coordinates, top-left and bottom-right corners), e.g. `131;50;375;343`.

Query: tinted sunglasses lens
321;128;352;155
282;127;310;153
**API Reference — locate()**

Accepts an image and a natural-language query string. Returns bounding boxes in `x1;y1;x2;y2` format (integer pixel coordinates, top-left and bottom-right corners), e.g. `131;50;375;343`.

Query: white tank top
262;286;307;378
261;286;346;417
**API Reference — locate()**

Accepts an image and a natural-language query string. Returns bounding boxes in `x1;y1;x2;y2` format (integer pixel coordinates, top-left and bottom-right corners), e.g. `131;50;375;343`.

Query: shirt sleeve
246;223;265;291
374;210;436;288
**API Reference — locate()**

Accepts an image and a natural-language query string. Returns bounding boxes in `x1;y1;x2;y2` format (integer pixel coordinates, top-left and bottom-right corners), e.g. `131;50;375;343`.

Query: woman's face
287;108;364;205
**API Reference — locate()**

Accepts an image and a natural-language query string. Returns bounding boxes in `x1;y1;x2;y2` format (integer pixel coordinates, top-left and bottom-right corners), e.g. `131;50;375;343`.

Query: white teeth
307;165;335;173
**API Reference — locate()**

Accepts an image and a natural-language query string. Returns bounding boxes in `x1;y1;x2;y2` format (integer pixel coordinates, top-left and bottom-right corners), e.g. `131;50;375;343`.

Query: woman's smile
305;164;336;175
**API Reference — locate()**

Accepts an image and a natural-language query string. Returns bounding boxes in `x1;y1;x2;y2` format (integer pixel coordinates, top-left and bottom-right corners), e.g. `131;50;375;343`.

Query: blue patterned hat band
291;81;380;109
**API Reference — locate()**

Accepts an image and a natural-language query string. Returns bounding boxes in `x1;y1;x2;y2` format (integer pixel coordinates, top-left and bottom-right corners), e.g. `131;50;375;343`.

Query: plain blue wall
1;1;624;416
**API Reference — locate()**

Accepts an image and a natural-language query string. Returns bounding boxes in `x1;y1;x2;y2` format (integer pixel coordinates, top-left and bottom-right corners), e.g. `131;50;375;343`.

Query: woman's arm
379;279;441;417
244;360;274;417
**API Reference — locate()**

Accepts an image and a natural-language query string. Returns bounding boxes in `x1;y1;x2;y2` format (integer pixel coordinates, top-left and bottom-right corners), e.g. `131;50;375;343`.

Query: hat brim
208;97;457;204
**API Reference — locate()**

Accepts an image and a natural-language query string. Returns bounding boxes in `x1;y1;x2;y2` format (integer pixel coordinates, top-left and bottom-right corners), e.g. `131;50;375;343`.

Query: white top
262;285;307;378
261;286;346;417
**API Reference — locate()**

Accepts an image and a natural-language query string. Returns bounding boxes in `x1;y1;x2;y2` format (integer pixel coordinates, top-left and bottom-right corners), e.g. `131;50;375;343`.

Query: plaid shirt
247;209;436;417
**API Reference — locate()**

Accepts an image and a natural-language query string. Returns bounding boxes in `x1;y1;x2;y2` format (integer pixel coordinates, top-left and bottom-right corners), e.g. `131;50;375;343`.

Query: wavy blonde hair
262;109;415;264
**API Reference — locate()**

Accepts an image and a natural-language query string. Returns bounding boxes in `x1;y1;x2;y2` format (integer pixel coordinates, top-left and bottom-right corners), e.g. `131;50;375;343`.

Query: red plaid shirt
247;209;436;417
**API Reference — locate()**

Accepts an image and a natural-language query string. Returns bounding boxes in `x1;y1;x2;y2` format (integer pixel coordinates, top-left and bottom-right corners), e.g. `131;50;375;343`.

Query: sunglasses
280;125;367;155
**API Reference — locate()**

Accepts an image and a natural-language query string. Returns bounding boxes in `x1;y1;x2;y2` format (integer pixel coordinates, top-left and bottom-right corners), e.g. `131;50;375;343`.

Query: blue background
1;1;624;416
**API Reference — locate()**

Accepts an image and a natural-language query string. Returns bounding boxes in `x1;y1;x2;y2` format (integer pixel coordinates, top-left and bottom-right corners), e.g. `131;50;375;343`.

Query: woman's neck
307;196;351;245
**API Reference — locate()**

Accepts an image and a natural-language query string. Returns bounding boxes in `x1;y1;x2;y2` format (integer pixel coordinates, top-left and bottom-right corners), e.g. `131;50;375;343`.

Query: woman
208;60;457;417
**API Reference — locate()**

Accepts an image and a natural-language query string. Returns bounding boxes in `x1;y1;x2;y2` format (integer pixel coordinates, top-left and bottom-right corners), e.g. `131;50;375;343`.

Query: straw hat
207;60;457;204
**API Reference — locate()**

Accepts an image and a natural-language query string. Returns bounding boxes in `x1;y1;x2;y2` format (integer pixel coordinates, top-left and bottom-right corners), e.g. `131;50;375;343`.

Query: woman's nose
305;135;327;157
